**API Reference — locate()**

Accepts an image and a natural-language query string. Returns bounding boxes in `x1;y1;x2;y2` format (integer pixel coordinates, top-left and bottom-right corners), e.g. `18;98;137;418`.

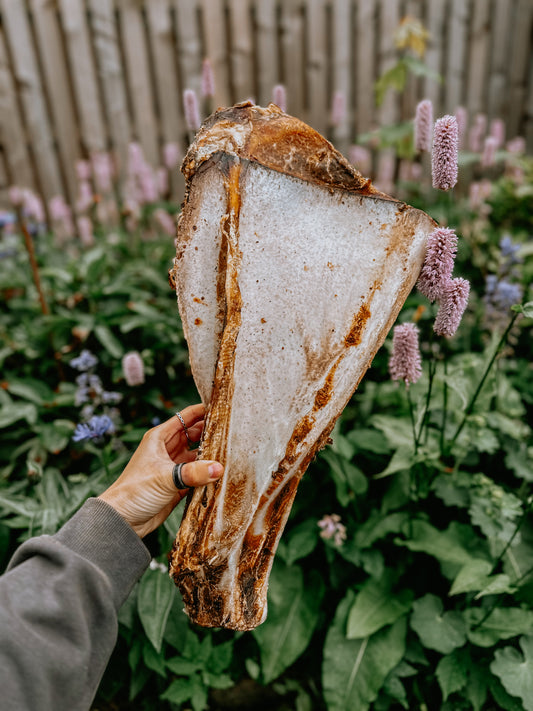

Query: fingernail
208;463;223;479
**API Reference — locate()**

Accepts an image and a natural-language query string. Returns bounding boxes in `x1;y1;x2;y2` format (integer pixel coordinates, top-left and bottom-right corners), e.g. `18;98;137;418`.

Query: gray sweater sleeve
0;497;151;711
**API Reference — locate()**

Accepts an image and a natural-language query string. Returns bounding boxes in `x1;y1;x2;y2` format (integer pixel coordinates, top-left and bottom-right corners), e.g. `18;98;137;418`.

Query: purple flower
433;278;470;337
389;323;423;387
432;115;459;190
485;277;523;313
70;350;98;372
414;99;433;152
499;234;522;265
72;415;115;443
417;228;458;302
331;90;346;128
481;136;498;168
318;514;347;547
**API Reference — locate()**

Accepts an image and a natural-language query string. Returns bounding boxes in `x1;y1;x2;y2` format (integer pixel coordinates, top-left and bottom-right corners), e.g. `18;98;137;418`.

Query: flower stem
445;311;519;455
17;209;49;315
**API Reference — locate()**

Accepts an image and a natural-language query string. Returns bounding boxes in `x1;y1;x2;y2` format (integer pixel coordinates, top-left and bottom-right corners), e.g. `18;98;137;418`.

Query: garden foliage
1;138;532;711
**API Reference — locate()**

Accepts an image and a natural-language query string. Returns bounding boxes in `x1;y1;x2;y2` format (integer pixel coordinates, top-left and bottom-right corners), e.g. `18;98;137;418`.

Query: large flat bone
169;103;435;630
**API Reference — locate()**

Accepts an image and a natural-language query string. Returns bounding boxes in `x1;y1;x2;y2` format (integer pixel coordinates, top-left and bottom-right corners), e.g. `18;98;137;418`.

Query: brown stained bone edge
182;102;395;202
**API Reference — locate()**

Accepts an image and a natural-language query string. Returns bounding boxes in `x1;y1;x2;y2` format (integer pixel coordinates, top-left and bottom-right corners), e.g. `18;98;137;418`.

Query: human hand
98;404;223;538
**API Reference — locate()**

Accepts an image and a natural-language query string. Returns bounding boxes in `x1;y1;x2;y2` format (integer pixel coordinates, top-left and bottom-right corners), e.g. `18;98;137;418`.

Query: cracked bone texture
169;102;436;630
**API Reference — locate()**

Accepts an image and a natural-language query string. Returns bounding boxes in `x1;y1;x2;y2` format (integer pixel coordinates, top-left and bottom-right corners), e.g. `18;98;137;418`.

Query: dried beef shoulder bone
169;102;436;630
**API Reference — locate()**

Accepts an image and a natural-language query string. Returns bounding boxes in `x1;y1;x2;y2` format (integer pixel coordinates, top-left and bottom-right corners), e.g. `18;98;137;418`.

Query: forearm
0;498;150;711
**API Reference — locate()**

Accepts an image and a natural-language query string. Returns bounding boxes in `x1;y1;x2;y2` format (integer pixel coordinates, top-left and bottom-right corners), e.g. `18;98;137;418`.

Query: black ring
172;462;189;490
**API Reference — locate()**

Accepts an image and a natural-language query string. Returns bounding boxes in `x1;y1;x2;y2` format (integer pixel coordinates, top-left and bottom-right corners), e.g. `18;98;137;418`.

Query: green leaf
465;664;489;711
137;570;175;652
436;650;469;701
354;512;409;549
466;607;533;647
347;428;391;455
371;415;414;449
449;559;495;595
94;324;124;358
322;591;406;711
491;635;533;711
280;518;319;566
489;675;525;711
166;656;203;675
512;301;533;318
347;574;413;639
160;677;195;705
253;562;324;684
142;642;167;677
395;520;477;567
410;595;466;654
202;671;234;690
374;446;415;479
0;401;38;428
321;449;367;505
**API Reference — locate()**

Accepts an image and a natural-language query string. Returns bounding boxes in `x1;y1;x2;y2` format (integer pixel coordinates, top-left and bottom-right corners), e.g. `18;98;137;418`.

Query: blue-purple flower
72;415;115;443
70;350;98;372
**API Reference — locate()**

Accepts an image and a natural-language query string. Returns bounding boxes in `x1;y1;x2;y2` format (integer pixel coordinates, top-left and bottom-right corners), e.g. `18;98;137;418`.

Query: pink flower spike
432;115;459;190
389;323;423;388
201;58;215;98
163;142;182;170
490;118;505;148
434;278;470;338
77;216;95;247
8;186;24;206
156;167;169;197
331;90;346;128
76;160;92;181
481;136;498;168
153;208;175;236
122;351;145;386
272;84;287;112
417;227;458;302
348;145;371;175
183;89;201;132
414;99;433;152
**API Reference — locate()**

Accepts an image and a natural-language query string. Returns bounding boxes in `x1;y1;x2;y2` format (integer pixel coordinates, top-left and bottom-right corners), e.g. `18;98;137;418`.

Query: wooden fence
0;0;532;216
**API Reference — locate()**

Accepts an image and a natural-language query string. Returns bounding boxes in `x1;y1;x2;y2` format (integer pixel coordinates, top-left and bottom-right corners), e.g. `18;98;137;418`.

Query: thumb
179;460;224;488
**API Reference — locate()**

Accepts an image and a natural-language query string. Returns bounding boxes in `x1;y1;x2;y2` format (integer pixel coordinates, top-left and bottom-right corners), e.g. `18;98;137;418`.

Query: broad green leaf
137;569;175;652
253;562;323;684
395;520;477;567
347;428;391;455
354;511;409;549
160;677;195;705
143;642;167;677
512;301;533;318
491;635;533;711
323;591;406;711
280;518;319;566
465;664;489;711
94;324;124;358
5;378;51;404
410;595;466;654
489;675;526;711
449;559;494;595
465;607;533;647
374;446;415;479
347;574;413;639
166;656;203;675
190;673;209;711
0;402;38;428
207;640;234;675
321;449;367;504
371;415;414;449
202;671;233;690
436;650;469;701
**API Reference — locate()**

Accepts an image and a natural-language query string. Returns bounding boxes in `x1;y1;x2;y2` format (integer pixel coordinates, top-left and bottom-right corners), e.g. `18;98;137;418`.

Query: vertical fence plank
255;0;278;105
445;0;469;112
306;0;328;134
146;0;185;142
486;0;512;124
200;0;231;108
174;0;202;97
507;0;533;139
0;27;35;190
89;0;132;180
354;0;377;137
465;0;490;119
30;0;79;204
424;0;445;114
280;0;305;118
331;0;352;151
0;0;63;201
118;0;159;165
228;0;255;103
59;0;107;154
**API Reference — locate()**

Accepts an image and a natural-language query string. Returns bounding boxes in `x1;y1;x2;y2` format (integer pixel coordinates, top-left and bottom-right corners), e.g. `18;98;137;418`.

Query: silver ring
172;462;189;489
175;411;192;445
